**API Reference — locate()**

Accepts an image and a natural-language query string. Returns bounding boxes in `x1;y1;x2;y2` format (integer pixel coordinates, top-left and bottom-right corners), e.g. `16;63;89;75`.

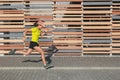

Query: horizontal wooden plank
83;7;111;9
53;11;82;14
0;25;24;28
83;44;111;46
83;37;111;39
0;44;23;47
0;29;24;32
53;40;82;44
83;30;111;33
0;18;24;20
54;43;81;46
83;11;111;14
83;0;111;1
56;46;82;50
53;4;82;7
54;35;82;38
0;10;24;14
112;24;120;26
83;48;111;50
53;18;81;21
112;48;120;50
54;8;81;11
0;51;23;54
83;33;111;37
83;22;111;25
83;52;110;54
53;22;81;25
54;53;81;56
54;26;81;29
0;22;23;25
0;26;24;29
25;15;52;19
0;14;24;17
0;47;24;50
53;32;82;35
0;40;23;43
25;13;52;15
24;9;52;12
53;0;82;2
112;36;120;38
83;15;111;17
25;21;82;25
112;33;120;35
0;50;36;54
112;21;120;23
0;2;23;4
54;38;81;41
0;0;24;1
112;11;120;14
112;3;120;6
112;29;120;33
25;2;52;4
83;26;111;29
112;43;120;46
53;15;81;17
112;51;120;54
83;18;111;20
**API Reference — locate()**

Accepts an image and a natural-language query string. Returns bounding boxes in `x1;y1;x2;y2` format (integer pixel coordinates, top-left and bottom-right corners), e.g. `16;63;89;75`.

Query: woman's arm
40;27;54;37
40;28;47;37
23;28;31;41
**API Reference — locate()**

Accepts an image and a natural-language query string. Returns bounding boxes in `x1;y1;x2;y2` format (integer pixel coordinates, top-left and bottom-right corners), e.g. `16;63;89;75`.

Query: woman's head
33;20;45;29
33;21;39;27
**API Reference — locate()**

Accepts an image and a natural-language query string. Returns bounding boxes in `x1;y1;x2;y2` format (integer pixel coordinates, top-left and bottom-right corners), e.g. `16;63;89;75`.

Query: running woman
23;20;51;69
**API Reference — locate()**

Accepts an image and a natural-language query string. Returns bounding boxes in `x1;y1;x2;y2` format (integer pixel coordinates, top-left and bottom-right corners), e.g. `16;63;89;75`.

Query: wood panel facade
0;0;120;56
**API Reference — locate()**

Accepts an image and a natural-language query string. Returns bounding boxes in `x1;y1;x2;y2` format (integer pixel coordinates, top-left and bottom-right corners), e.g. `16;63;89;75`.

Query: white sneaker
23;54;26;57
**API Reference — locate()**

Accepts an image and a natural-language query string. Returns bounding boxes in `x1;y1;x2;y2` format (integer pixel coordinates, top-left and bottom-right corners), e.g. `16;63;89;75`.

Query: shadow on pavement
22;51;54;64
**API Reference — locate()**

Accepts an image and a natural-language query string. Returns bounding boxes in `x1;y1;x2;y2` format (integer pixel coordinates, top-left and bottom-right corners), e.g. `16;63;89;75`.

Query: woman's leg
34;46;47;65
23;48;33;56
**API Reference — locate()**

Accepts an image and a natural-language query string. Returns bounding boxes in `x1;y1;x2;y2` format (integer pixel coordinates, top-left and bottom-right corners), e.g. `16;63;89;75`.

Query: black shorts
29;41;39;49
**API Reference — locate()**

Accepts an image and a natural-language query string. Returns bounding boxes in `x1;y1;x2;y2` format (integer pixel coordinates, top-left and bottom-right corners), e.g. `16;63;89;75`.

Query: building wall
0;0;120;56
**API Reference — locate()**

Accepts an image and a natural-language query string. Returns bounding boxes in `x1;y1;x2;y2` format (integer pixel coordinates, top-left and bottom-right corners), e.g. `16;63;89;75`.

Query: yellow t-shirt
31;27;41;43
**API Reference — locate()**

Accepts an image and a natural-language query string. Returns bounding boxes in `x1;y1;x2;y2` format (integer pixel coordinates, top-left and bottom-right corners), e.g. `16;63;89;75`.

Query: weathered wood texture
0;0;120;56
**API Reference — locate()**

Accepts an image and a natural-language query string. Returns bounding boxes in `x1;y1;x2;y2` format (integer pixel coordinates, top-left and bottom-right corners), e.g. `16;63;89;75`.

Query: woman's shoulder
31;27;37;30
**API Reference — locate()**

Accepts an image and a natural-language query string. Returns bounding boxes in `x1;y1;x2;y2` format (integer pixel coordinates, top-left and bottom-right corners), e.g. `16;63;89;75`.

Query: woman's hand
22;36;26;42
41;27;48;33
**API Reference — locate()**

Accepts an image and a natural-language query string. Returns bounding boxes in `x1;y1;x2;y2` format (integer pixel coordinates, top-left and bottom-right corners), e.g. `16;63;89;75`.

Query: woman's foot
9;49;16;55
43;64;54;69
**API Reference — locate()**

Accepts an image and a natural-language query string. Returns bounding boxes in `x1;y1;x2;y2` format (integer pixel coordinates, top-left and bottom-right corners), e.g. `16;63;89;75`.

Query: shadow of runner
22;52;53;64
45;50;55;64
46;45;59;64
22;59;42;63
22;45;58;69
22;53;54;69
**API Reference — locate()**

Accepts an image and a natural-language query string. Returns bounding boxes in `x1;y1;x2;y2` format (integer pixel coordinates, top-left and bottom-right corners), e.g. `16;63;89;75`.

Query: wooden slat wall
53;0;82;56
0;0;120;56
112;0;120;55
82;0;112;55
24;0;53;54
0;0;24;54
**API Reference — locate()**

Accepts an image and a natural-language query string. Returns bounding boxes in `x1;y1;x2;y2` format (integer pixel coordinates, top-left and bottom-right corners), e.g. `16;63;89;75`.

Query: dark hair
33;21;39;27
33;20;44;27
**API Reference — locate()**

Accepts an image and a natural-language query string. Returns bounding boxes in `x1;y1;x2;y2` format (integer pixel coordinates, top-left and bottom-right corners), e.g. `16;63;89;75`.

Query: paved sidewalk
0;56;120;80
0;56;120;69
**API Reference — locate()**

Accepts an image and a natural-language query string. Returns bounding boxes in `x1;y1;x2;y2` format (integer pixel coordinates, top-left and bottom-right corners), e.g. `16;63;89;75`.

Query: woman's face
37;20;45;29
37;24;43;29
38;20;45;27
